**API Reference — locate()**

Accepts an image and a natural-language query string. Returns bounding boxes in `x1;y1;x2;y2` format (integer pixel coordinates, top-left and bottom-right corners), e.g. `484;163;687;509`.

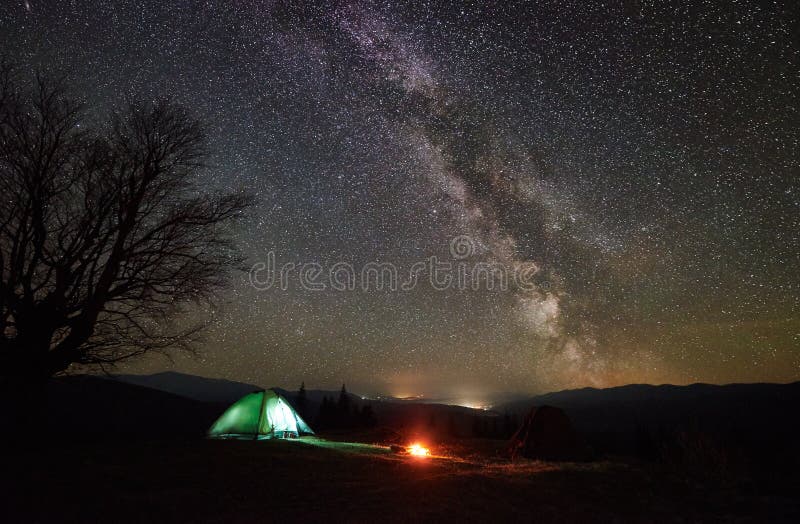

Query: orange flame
408;443;430;457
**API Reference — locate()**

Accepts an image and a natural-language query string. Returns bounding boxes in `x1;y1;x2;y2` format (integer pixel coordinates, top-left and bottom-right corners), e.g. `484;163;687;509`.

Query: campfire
407;443;430;457
388;438;432;458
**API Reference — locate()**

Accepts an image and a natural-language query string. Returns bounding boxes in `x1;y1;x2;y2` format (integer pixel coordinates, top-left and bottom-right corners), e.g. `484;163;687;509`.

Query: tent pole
256;389;268;440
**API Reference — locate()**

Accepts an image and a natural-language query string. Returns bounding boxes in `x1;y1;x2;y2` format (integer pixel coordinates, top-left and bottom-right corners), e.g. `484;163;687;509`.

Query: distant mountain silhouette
113;371;261;403
46;375;223;440
500;381;800;458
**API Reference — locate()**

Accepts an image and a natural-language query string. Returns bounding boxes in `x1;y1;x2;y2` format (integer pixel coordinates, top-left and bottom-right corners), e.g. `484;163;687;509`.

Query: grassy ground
3;437;799;523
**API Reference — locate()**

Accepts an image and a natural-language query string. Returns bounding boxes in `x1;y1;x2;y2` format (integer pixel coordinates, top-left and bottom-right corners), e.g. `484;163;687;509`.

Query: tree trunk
0;370;49;445
0;340;58;444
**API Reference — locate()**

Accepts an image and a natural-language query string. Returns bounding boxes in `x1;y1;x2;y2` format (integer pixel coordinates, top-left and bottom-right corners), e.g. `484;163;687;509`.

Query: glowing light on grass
408;443;430;457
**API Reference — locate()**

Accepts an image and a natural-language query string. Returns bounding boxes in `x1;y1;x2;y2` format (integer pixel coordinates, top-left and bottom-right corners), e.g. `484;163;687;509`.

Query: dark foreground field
4;437;799;523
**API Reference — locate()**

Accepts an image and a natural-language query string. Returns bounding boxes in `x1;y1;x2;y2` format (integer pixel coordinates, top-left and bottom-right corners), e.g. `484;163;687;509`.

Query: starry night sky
2;1;798;398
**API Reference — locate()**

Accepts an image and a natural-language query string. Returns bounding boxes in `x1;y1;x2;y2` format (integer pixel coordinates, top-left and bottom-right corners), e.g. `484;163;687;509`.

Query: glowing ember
408;443;430;457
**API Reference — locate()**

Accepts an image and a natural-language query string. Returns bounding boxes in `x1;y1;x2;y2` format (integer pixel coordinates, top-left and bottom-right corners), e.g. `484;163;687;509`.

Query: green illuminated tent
208;389;314;440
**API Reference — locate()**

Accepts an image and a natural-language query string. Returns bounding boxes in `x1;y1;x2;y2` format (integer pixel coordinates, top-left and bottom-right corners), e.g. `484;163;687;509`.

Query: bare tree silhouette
0;64;252;381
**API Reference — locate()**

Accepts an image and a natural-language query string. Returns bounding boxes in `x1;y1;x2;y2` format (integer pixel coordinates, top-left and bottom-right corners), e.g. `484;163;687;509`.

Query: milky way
2;1;797;396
